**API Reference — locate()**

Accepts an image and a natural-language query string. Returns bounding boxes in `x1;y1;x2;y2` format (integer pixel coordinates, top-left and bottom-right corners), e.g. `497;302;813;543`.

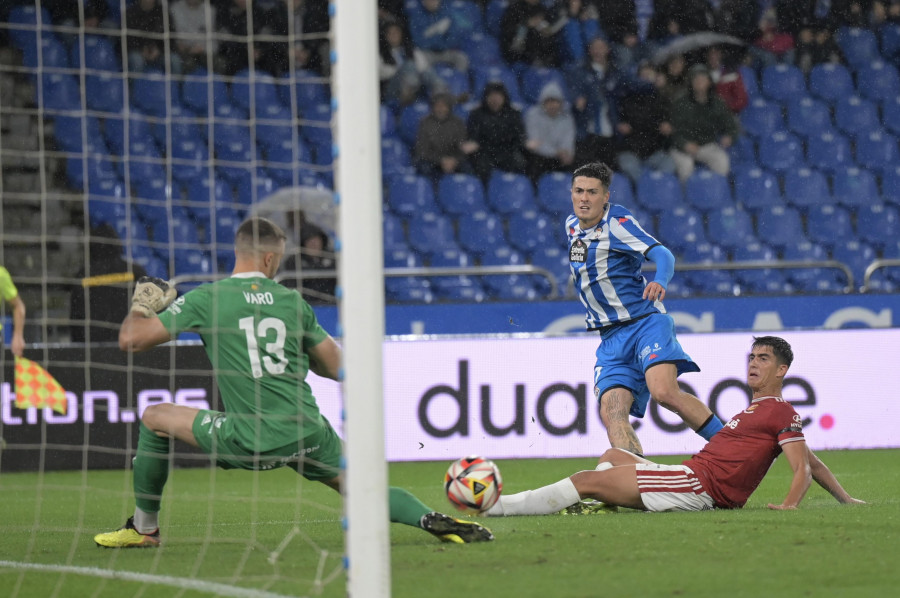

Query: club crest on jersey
743;404;758;414
570;238;587;263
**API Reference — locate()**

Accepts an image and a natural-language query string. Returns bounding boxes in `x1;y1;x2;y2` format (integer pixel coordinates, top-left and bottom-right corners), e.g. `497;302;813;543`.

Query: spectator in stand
524;81;576;181
46;0;113;44
705;45;749;114
566;37;622;167
658;53;688;103
871;1;900;25
500;0;568;67
414;92;477;181
647;0;712;49
379;19;448;107
826;0;875;28
70;224;148;344
261;0;330;77
794;21;845;72
555;0;603;67
616;61;676;183
126;0;169;73
752;9;796;67
216;0;267;76
170;0;218;74
715;0;762;43
467;81;528;181
408;0;470;72
592;0;644;72
774;0;817;37
669;64;738;182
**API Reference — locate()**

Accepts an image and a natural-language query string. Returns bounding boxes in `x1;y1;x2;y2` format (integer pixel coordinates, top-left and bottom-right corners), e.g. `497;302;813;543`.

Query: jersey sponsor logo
243;291;275;305
725;418;740;430
569;239;587;263
639;345;651;359
618;217;629;224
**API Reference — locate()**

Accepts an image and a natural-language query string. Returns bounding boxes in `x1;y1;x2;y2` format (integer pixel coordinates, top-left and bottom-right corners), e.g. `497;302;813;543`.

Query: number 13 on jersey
239;316;288;378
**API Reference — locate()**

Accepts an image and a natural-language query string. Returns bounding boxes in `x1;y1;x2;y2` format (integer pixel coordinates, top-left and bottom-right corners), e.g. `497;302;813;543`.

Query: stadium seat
856;60;900;103
381;137;414;181
121;139;165;186
235;172;280;207
383;211;407;250
761;64;806;103
832;167;880;210
21;33;69;70
7;5;52;50
433;65;472;102
181;69;231;114
808;63;854;104
507;210;554;253
733;167;782;211
705;207;756;250
255;108;296;152
384;244;423;268
856;203;900;251
882;22;900;60
806;204;854;248
230;70;282;112
783;167;834;209
520;66;569;105
881;96;900;137
679;243;735;296
171;138;211;187
385;277;434;303
728;135;757;168
428;248;486;302
387;174;438;218
757;131;803;174
529;245;572;297
536;171;573;216
881;165;900;207
854;130;899;174
86;193;126;230
831;240;877;290
487;171;538;215
782;240;838;290
836;27;879;69
684;170;732;212
479;246;537;300
834;95;880;138
54;115;101;153
656;206;705;254
131;70;182;118
608;173;637;210
786;96;833;139
805;131;852;174
300;102;333;145
457;210;508;256
438;173;487;215
754;205;805;250
407;212;458;257
739;97;784;139
397;101;431;146
731;242;788;295
462;31;504;67
264;138;313;186
37;73;81;112
636;170;685;213
70;34;119;72
84;71;126;115
281;69;329;111
739;65;760;98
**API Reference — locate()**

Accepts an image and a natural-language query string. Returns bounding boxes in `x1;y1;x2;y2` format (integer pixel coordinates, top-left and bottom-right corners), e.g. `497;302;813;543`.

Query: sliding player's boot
94;517;160;548
561;499;619;515
420;512;494;544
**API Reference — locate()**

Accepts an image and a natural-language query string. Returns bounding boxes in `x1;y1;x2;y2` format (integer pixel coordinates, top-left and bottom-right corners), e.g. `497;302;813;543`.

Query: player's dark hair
235;217;287;253
572;162;613;190
752;335;794;367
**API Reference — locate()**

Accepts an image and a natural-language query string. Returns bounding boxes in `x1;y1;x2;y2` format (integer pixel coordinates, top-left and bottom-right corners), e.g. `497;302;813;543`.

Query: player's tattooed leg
600;388;643;456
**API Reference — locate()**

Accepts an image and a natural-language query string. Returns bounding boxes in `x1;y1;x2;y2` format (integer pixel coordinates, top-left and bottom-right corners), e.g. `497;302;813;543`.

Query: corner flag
14;356;68;414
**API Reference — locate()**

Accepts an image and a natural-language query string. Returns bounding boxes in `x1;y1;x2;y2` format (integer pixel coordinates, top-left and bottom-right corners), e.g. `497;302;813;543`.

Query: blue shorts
592;313;700;418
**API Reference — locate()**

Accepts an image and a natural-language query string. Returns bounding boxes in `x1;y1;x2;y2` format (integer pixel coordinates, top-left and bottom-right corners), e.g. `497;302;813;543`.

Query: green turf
0;449;897;598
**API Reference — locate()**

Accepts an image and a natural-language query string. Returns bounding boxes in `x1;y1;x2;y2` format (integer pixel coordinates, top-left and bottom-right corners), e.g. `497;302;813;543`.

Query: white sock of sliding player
486;478;581;516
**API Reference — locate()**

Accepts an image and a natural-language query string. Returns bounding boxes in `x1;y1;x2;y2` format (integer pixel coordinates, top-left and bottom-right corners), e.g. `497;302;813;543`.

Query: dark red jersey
685;396;805;508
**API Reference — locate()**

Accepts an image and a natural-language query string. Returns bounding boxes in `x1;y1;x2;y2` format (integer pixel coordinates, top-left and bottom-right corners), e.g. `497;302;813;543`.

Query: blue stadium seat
805;131;852;174
733;167;782;211
881;165;900;207
301;102;333;146
786;96;833;139
385;277;434;303
388;174;437;217
656;206;705;254
407;212;458;257
806;204;853;248
484;0;508;38
463;31;504;67
679;242;735;296
808;63;854;104
171;138;211;187
705;207;756;250
398;101;431;146
856;60;900;103
487;171;537;215
881;22;900;61
520;66;569;105
121;139;166;186
70;34;119;72
536;171;573;216
831;240;877;290
761;64;806;103
235;172;279;207
471;64;524;105
479;246;538;300
782;240;838;291
433;65;472;102
230;70;282;113
263;138;312;186
739;65;760;98
507;210;554;253
739;97;784;139
181;69;230;114
755;205;805;249
438;173;487;215
609;173;637;210
255;107;296;152
380;104;397;139
37;73;81;112
215;136;256;183
428;248;486;302
854;130;898;175
281;69;329;111
834;95;880;138
21;33;69;70
881;96;900;137
636;170;685;213
131;70;182;118
457;210;508;256
833;167;880;210
757;131;803;174
856;203;900;251
54;115;101;153
728;135;757;168
383;211;407;250
836;27;879;69
87;193;126;229
381;137;414;181
384;244;421;268
783;167;834;209
529;245;571;296
7;5;52;49
684;170;732;212
731;242;788;295
85;71;126;115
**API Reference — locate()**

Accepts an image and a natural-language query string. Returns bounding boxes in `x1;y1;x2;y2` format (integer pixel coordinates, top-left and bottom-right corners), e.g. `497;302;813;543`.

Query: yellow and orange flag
14;356;68;414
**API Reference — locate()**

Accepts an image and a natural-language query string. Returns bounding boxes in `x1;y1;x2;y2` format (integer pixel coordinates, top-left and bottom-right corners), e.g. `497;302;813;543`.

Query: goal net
0;2;387;596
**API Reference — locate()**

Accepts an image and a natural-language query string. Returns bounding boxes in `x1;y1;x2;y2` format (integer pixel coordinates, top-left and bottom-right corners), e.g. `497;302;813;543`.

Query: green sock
388;487;433;528
133;422;171;513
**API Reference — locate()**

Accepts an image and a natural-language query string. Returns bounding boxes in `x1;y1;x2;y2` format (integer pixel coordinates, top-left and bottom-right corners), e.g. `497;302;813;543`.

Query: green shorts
191;409;343;481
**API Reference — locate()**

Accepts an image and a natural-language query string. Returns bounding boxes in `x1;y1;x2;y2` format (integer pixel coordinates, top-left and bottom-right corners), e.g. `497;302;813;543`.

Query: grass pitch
0;449;897;598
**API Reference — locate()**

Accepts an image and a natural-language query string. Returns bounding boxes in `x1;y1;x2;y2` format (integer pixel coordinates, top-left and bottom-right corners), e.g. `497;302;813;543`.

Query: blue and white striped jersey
566;203;666;330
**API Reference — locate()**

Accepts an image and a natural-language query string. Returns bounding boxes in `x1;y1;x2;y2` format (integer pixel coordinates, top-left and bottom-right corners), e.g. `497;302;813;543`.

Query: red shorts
635;463;715;512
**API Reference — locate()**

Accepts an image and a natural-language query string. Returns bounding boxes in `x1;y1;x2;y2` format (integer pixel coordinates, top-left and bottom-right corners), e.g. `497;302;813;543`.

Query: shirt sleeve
607;209;660;256
0;267;18;302
300;299;329;352
156;286;210;336
775;403;805;446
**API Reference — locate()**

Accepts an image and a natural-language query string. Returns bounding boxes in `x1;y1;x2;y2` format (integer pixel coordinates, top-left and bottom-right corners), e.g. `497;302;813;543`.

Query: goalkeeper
95;217;492;547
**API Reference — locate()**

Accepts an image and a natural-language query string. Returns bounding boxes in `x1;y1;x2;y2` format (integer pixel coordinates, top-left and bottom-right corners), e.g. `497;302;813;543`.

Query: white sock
486;478;581;516
595;461;613;472
133;507;159;534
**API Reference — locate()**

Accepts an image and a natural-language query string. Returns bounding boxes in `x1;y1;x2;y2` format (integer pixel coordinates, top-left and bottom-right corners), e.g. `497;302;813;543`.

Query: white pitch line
0;560;301;598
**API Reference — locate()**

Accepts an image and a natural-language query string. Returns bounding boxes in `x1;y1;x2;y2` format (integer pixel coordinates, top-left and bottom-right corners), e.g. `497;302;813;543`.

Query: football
444;456;503;514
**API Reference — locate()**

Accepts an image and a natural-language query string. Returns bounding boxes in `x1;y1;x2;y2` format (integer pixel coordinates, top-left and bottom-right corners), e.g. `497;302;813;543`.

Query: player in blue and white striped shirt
566;162;723;456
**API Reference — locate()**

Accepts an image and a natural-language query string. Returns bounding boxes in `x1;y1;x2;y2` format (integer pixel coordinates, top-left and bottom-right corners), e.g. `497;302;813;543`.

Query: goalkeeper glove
131;277;177;317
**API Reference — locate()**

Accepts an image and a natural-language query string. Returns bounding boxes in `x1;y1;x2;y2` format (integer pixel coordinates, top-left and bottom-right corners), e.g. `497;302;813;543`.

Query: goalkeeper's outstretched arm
307;336;341;381
119;277;177;352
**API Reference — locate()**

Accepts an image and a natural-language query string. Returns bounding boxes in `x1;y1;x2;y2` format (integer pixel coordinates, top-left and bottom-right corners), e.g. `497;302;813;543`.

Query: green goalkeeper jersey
157;272;330;451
